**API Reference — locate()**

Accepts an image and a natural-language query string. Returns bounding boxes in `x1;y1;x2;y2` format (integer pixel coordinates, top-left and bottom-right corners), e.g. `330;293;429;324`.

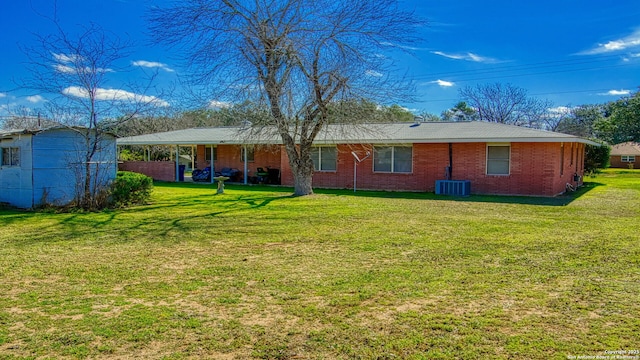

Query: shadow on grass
0;181;605;245
208;181;605;207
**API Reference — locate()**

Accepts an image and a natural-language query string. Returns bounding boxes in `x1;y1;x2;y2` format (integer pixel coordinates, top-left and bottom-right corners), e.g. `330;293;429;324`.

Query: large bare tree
19;16;165;209
150;0;421;195
459;83;551;128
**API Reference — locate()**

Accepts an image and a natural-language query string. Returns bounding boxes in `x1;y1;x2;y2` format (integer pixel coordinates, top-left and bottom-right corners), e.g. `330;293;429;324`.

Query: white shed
0;127;117;209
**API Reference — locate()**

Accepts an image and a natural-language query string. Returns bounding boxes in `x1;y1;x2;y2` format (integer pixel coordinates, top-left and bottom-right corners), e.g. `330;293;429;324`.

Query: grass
0;169;638;359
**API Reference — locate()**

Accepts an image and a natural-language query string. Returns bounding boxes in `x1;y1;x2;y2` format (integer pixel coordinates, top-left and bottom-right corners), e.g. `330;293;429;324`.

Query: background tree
19;16;164;209
416;111;442;122
326;100;416;124
0;106;60;130
459;83;551;128
598;90;640;144
150;0;421;195
441;101;477;122
555;104;605;138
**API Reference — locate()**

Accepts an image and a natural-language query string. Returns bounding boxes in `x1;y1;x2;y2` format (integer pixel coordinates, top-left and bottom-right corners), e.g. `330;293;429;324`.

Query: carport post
214;144;216;184
243;145;248;184
191;145;195;171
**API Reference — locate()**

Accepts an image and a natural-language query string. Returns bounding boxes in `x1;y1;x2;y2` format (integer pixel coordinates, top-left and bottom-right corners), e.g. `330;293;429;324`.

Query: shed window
622;155;635;162
311;147;337;171
487;145;510;175
373;146;412;173
1;147;20;166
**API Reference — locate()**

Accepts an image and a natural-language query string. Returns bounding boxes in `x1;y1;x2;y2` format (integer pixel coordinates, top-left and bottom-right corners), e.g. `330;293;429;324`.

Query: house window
622;155;636;162
241;146;254;162
373;146;412;173
205;146;217;162
311;146;337;171
487;144;510;175
1;147;20;167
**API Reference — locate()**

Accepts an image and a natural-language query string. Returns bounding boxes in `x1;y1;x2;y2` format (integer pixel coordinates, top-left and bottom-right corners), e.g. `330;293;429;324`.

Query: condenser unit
435;180;471;196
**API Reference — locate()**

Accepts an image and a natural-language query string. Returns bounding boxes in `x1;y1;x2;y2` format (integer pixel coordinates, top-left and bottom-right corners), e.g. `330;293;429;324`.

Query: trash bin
178;165;186;182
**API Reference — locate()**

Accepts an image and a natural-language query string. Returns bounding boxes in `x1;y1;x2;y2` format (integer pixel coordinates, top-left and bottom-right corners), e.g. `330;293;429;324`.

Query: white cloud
380;42;421;51
208;100;232;109
548;106;572;115
62;86;169;107
429;79;455;87
52;53;82;63
622;52;640;62
432;51;464;60
53;63;113;74
432;51;500;64
26;95;45;103
52;53;113;74
0;92;6;98
132;60;175;72
598;89;631;96
579;29;640;55
365;70;384;77
54;64;76;74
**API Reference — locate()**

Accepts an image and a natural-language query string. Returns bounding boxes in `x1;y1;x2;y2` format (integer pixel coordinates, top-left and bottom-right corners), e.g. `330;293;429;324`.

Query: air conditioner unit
435;180;471;196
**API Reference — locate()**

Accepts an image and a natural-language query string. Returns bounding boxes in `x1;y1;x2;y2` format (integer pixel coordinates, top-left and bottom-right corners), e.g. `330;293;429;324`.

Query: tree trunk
283;143;315;196
292;162;314;196
83;161;92;209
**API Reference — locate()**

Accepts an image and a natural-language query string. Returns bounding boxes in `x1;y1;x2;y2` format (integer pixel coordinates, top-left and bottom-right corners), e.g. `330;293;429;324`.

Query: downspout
243;145;248;184
448;143;453;180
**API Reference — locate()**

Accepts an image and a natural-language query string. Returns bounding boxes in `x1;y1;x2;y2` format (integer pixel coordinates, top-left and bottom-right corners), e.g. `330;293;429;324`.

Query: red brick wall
450;142;584;196
190;141;587;196
280;142;586;196
609;155;639;168
119;161;176;182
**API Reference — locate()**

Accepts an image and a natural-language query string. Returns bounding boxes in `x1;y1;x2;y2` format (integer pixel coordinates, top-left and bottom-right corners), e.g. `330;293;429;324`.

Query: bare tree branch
17;12;165;209
459;83;552;128
150;0;423;195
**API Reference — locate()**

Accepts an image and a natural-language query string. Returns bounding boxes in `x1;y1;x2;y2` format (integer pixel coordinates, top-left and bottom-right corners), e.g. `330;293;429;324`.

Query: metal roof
116;121;600;146
0;126;116;139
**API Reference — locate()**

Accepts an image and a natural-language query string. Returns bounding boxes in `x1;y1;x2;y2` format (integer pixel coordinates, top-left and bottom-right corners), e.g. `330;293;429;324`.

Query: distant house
117;121;598;197
609;142;640;169
0;127;117;208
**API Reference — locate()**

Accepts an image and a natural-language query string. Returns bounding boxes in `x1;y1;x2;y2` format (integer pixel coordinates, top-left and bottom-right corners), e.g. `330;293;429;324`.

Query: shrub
584;141;611;173
110;171;153;207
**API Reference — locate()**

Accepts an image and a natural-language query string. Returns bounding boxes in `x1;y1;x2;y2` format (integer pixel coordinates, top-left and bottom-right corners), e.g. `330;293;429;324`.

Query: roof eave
313;137;600;145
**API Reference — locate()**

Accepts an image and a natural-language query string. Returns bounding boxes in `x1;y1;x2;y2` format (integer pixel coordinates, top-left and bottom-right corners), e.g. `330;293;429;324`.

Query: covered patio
117;127;282;185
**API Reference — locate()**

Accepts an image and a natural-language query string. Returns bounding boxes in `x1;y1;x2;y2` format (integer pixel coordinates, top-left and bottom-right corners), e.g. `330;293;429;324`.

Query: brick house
609;142;640;169
117;121;597;196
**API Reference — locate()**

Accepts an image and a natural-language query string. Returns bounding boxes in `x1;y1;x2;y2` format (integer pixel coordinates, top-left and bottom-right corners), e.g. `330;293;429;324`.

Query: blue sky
1;0;639;118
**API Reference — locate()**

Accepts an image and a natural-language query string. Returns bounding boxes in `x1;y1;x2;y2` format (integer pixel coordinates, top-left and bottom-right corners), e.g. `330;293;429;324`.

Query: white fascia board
311;137;600;146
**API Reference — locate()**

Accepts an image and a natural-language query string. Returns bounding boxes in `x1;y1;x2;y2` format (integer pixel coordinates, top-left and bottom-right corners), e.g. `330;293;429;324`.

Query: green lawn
1;170;638;359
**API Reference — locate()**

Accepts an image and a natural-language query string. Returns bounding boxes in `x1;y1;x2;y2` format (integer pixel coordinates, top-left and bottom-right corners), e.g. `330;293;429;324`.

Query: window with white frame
621;155;635;162
373;146;412;173
311;146;337;171
1;147;20;167
486;144;510;175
